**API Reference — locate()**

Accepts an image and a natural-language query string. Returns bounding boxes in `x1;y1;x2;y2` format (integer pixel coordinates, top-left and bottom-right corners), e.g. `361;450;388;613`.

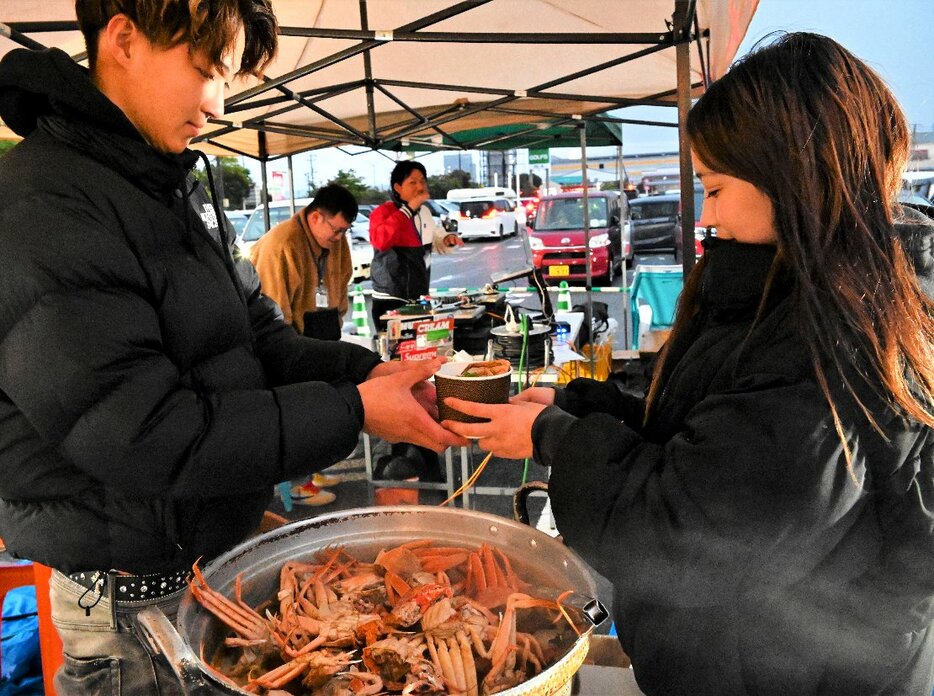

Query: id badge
315;287;329;308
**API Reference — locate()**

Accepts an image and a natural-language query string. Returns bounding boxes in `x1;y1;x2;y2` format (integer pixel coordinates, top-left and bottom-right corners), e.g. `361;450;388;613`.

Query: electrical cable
519;316;531;484
517;314;527;391
522;315;530;387
490;324;549;368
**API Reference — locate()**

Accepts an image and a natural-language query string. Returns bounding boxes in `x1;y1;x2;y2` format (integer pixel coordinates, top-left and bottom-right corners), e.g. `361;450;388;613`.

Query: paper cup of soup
436;359;513;423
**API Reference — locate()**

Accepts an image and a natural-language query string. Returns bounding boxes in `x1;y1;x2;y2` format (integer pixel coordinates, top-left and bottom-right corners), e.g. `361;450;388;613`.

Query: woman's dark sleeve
532;374;873;611
553;376;646;428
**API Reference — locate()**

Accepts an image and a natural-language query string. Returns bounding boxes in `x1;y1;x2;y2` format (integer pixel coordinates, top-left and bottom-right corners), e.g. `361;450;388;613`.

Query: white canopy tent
1;0;759;279
1;1;757;155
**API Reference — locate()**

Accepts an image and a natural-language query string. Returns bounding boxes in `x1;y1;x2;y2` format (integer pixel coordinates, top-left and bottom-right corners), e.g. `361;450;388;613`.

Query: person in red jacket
368;160;462;329
368;161;463;483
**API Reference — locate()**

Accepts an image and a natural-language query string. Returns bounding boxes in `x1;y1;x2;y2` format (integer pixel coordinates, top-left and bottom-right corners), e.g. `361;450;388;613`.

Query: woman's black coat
535;224;934;695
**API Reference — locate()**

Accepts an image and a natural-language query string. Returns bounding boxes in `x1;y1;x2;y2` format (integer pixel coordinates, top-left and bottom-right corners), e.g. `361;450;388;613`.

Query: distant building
443;152;477;181
550;152;681;185
909;130;934;170
482;151;514;187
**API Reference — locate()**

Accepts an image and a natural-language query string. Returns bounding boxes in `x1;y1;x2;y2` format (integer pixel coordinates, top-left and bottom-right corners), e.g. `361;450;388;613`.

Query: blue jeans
48;570;187;695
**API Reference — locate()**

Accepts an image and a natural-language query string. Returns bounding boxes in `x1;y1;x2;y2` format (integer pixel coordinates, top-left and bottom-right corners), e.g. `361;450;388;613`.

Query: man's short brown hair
75;0;278;76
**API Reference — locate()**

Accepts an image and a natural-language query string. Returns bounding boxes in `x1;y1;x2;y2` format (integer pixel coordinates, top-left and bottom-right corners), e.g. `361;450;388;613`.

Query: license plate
549;265;570;277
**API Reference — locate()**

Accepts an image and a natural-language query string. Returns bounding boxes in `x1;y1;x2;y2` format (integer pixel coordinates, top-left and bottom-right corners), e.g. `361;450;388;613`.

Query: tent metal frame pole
579;124;595;374
2;21;79;32
287;155;295;215
0;23;46;50
693;13;710;89
358;0;378;143
471;119;575;149
237;82;368;125
208;119;350;145
200;141;254;159
225;1;488;107
618;144;624;189
487;107;655;126
384;95;516;142
258;132;270;231
225;80;366;115
674;0;697;277
214;156;226;210
277;28;678;45
370;83;466;148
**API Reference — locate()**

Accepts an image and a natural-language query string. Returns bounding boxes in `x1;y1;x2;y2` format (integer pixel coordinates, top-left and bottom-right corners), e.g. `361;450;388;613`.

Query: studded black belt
68;568;191;604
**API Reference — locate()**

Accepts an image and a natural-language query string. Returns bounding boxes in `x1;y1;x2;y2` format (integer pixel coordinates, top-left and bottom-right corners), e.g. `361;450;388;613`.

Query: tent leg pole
675;0;697;278
259;131;270;232
579;124;595;375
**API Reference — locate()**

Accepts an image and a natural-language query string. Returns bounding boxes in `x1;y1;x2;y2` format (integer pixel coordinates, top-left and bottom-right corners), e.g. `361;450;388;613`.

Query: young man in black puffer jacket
0;2;463;693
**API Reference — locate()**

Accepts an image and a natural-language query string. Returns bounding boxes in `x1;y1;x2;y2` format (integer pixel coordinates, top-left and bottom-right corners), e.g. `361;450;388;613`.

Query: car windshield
534;198;608;230
227;214;248;235
631;199;679;221
241;207;293;242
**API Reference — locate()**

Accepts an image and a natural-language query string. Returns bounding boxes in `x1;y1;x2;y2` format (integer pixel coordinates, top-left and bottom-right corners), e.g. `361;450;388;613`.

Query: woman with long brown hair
444;33;934;694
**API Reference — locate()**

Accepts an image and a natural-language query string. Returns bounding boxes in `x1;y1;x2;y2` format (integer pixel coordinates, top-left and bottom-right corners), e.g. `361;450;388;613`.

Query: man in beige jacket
250;184;356;338
250;184;358;504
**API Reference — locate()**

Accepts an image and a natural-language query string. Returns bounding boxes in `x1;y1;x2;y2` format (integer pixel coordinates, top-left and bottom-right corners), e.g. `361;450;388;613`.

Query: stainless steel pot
138;505;606;696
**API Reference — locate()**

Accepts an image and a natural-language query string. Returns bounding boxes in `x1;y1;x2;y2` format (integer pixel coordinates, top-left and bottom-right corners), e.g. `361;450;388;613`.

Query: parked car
357;203;378;218
446;187;519;240
434;199;461;232
630;191;706;260
629;193;680;256
527;191;632;284
237;198;312;254
423;199;459;233
349;236;373;282
349;212;370;243
899;190;934;220
224;209;250;236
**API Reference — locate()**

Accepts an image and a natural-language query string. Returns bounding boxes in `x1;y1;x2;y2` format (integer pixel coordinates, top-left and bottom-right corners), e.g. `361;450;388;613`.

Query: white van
445;187;519;240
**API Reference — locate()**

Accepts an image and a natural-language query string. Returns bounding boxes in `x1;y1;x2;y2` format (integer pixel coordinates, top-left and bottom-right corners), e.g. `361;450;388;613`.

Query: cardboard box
388;316;454;361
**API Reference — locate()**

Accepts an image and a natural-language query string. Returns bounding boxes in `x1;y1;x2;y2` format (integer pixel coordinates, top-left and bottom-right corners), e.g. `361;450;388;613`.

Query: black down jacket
535;227;934;695
0;48;381;575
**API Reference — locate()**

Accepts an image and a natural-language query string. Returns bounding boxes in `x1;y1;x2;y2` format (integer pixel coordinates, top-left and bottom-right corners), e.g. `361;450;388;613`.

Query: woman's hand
510;387;556;406
441;398;548;460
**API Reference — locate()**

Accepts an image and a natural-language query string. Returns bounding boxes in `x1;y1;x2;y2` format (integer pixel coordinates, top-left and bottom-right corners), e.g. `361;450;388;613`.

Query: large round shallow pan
138;505;607;695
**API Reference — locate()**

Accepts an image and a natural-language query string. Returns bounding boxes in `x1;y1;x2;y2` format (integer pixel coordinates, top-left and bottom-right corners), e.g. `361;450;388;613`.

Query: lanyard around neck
302;228;329;288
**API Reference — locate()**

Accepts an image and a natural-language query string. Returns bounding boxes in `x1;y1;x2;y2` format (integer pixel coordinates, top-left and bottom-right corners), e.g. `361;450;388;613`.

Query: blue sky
248;0;934;193
618;0;933;154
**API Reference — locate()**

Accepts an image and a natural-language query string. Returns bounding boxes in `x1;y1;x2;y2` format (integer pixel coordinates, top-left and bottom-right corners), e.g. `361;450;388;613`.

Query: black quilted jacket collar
0;47;197;199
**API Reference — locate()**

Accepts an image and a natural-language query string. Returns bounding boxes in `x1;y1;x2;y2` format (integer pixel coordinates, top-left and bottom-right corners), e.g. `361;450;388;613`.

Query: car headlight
588;233;610;248
528;236;545;250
